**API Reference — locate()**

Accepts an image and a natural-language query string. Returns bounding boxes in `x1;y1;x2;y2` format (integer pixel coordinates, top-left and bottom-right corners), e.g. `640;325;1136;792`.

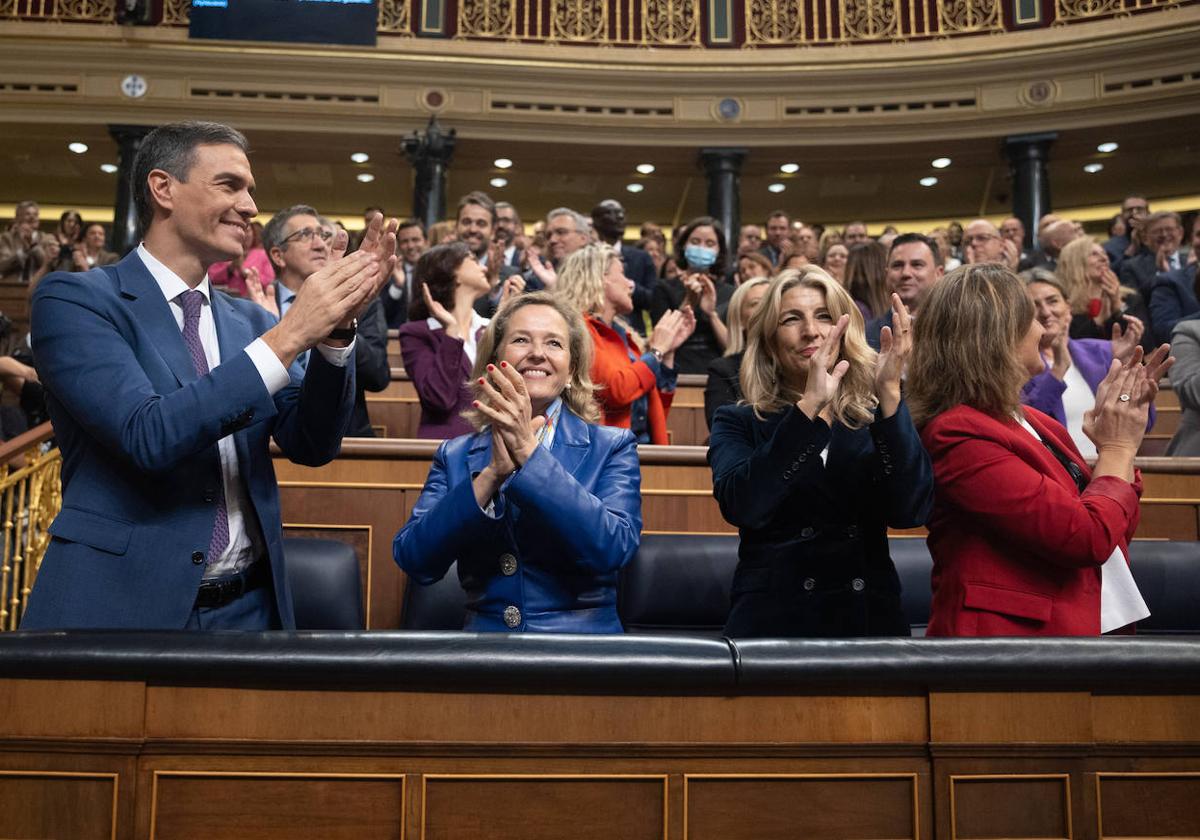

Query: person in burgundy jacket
554;244;694;444
398;242;494;439
908;263;1172;636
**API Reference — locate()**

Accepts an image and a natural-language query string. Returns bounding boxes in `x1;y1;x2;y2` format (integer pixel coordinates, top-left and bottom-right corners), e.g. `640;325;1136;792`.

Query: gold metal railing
0;0;1188;43
0;423;60;632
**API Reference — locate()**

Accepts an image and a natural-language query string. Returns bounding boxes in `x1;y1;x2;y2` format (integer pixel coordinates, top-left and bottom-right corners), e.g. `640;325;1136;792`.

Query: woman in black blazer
707;267;933;637
704;276;770;430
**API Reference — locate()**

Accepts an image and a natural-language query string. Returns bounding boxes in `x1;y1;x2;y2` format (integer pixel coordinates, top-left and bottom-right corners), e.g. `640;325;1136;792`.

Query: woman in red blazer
556;244;694;445
906;263;1171;636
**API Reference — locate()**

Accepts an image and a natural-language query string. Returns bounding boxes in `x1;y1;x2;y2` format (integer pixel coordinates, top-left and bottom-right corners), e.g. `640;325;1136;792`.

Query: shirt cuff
387;282;404;300
245;338;291;395
314;338;356;368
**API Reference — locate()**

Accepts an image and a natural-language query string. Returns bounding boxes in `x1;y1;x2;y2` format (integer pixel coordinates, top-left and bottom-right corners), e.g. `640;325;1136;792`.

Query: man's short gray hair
263;204;320;259
546;207;590;235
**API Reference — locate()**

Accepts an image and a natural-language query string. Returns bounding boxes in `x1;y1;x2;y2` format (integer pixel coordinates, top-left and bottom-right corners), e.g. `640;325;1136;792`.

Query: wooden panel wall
2;677;1198;840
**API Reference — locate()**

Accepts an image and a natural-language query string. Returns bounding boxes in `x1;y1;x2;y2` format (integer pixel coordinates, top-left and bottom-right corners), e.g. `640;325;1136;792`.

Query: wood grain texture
0;771;117;840
0;679;145;739
1096;773;1200;838
423;776;666;840
950;775;1070;839
929;692;1092;744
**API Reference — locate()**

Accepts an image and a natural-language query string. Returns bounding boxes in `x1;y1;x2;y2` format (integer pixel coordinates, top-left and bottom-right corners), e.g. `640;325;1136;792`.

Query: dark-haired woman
399;242;493;438
650;216;734;374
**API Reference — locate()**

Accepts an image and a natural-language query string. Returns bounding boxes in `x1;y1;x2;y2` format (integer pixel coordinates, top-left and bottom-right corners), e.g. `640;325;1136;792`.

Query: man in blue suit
21;121;395;630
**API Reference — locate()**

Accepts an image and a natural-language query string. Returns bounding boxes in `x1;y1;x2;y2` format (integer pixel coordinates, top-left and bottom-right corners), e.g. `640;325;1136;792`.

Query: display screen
189;0;378;47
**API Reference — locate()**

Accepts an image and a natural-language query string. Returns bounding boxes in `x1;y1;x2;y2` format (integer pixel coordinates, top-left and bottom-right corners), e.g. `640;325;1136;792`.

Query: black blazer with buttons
708;401;933;638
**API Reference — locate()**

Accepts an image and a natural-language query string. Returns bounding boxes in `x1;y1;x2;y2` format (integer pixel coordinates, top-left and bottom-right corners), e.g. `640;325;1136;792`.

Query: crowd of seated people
6;164;1198;639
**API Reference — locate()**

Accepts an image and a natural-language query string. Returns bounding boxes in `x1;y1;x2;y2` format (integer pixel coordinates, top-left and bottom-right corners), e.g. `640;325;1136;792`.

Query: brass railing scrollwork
0;0;1191;48
0;423;60;632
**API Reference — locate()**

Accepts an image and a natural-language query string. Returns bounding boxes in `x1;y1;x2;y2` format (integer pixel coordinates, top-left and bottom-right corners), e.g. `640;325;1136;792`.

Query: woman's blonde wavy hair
555;243;617;318
1057;235;1135;315
462;291;600;429
906;263;1034;426
723;277;771;357
740;267;878;429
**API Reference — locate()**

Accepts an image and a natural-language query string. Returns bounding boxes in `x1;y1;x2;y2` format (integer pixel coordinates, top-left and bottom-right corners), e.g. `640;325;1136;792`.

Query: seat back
618;534;739;635
1128;541;1200;635
400;563;467;630
890;538;934;636
283;537;365;630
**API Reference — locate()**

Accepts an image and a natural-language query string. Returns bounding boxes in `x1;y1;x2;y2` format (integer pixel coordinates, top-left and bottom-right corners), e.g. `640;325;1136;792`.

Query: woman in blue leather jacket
708;267;933;637
393;292;642;632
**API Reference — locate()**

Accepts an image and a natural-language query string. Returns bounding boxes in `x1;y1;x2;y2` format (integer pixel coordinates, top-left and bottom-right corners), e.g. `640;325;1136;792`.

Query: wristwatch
649;347;665;363
328;319;357;341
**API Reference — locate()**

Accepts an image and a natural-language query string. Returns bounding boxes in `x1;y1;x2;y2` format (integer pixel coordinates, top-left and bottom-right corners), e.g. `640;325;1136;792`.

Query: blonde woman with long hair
1058;236;1148;344
394;292;644;633
708;267;933;638
704;276;769;430
556;243;694;445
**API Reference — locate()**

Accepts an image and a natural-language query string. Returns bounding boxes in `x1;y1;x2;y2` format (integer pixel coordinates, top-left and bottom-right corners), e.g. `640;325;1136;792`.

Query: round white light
636;163;656;175
100;163;119;174
350;152;370;164
1097;142;1119;154
919;176;939;187
68;142;88;154
1084;163;1104;174
494;158;513;169
779;163;799;174
768;183;786;194
489;177;508;188
625;183;644;194
356;173;375;183
931;157;951;169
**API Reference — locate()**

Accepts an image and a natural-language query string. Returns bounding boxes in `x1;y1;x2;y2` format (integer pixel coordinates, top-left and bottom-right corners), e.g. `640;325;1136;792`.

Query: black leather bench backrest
1127;541;1200;634
618;534;739;634
283;537;365;630
400;563;467;630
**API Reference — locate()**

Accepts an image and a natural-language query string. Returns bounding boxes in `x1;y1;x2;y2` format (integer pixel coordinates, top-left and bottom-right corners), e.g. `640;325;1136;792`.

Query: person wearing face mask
708;267;932;638
1021;274;1154;459
555;244;694;445
650;216;734;374
394;292;642;632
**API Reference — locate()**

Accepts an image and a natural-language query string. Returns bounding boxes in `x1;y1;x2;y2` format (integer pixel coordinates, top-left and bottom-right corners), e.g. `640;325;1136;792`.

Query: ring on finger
1119;394;1131;402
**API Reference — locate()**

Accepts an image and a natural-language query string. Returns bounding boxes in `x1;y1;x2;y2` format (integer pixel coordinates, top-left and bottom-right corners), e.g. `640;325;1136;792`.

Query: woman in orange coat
556;244;694;444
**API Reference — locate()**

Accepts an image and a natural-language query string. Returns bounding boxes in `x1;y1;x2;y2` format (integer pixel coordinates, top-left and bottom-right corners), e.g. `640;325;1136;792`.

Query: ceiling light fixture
919;176;939;187
779;163;799;174
931;157;951;169
490;177;508;188
1083;163;1104;174
350;152;370;163
356;173;375;183
768;183;786;193
494;158;513;169
68;142;89;154
625;183;644;194
100;163;119;174
1097;142;1119;154
636;163;656;175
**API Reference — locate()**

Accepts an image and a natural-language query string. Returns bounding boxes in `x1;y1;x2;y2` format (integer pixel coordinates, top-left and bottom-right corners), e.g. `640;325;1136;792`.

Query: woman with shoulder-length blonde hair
1058;236;1149;344
704;276;770;429
555;243;694;445
708;266;933;638
907;263;1171;637
394;292;645;633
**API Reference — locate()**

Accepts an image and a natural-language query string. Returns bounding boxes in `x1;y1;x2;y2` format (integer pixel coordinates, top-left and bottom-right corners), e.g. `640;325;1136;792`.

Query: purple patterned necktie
179;290;230;563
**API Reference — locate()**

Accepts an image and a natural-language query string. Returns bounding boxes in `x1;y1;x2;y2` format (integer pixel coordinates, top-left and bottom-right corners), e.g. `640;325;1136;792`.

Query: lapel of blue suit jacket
116;250;197;388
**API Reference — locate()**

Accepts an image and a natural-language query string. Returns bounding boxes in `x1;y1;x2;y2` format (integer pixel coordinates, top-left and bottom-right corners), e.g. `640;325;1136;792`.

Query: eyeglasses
964;233;999;244
282;227;334;245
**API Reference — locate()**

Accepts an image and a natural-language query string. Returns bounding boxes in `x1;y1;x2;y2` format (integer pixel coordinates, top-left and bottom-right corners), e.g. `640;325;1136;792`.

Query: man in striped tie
21;120;396;630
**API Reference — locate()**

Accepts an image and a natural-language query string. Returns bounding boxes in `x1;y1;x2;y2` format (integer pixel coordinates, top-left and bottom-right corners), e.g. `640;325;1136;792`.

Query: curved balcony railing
2;0;1190;47
0;422;59;632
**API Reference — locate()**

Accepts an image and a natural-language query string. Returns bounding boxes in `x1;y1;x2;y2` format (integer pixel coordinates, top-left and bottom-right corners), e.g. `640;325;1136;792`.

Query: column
699;148;747;258
402;117;457;232
1004;132;1056;251
108;124;152;256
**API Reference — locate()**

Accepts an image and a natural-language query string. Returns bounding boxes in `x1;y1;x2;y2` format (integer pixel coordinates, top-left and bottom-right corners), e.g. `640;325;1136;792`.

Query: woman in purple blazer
399;242;494;438
1023;275;1154;457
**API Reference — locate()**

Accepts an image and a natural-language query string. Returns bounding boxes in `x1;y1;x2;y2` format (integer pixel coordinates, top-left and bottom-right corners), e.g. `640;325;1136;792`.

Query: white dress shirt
138;244;352;577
